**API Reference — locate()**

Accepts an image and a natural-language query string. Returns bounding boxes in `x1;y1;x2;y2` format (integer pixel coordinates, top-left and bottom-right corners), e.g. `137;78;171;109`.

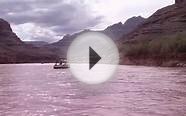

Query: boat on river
53;59;69;69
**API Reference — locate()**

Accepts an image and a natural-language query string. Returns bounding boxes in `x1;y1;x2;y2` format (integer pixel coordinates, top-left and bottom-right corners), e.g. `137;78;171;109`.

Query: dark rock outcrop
0;19;23;45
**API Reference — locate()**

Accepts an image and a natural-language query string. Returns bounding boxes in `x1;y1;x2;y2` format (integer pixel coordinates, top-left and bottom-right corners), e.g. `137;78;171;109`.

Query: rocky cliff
104;16;145;40
0;18;57;63
0;19;23;45
121;0;186;41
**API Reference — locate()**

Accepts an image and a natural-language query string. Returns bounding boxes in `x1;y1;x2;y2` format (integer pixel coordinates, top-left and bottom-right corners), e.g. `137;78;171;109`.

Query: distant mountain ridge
45;16;146;58
104;16;145;40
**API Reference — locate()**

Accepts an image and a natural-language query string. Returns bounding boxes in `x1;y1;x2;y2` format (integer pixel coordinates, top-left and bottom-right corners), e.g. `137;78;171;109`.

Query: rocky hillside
0;19;57;63
121;0;186;41
120;0;186;67
0;19;23;45
45;30;90;58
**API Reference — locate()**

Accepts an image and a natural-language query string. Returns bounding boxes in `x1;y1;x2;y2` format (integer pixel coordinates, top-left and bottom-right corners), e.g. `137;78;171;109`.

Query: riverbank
0;61;186;67
121;57;186;67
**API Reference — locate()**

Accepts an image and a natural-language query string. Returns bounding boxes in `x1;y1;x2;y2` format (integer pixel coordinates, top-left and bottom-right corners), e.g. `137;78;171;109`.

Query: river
0;64;185;116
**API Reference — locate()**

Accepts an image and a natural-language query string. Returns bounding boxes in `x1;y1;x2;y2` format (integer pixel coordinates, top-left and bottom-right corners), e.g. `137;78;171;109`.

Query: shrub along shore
120;33;186;67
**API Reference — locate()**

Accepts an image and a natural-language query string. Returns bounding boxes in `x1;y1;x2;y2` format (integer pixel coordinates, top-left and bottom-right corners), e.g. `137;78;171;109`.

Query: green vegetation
121;34;186;60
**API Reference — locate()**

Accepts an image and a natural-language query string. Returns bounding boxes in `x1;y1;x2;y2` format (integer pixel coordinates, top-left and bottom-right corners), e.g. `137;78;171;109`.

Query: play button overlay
89;47;101;70
67;32;119;84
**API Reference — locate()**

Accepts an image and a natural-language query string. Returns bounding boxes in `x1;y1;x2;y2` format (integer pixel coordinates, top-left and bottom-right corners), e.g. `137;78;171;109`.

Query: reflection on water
0;64;186;116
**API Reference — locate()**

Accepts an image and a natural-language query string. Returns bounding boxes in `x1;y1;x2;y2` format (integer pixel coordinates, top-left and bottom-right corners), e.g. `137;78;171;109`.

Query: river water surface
0;64;186;116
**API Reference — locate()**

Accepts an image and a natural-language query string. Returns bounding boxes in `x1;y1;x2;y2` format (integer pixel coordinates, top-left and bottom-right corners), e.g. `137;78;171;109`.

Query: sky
0;0;174;43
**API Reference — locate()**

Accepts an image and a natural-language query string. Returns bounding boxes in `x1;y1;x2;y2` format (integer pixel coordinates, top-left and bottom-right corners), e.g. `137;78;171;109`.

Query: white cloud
11;23;61;42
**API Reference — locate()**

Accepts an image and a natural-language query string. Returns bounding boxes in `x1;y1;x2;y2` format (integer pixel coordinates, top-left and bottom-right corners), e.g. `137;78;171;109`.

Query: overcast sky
0;0;174;42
